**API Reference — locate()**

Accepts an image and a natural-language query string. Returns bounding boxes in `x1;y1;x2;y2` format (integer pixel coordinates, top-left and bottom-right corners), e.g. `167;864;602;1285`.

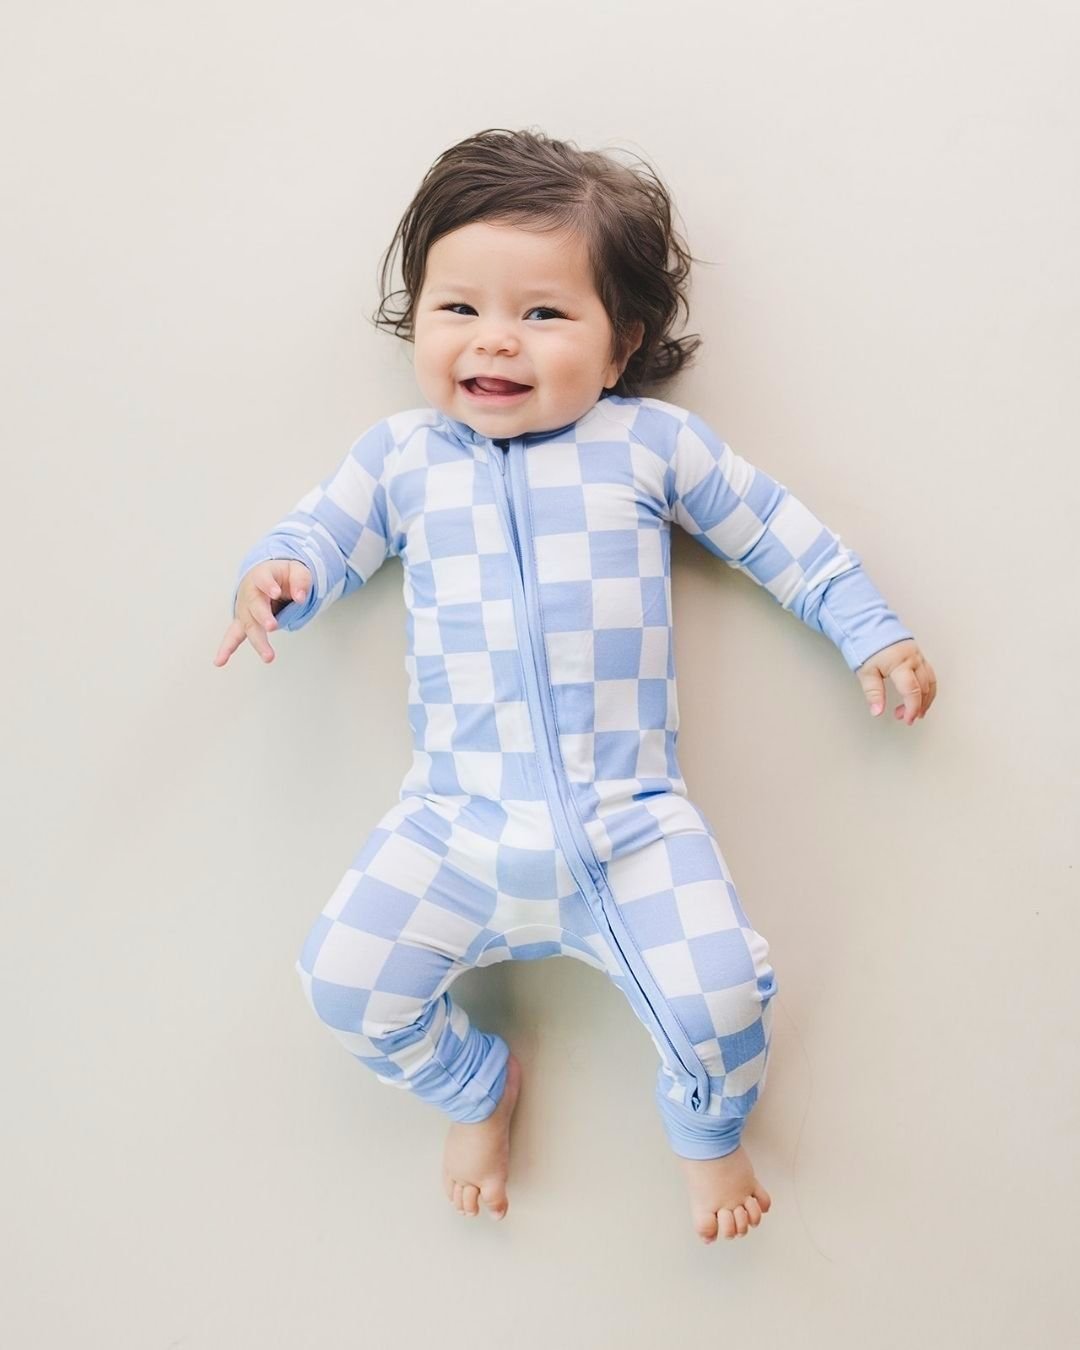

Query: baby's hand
212;559;313;667
855;638;937;725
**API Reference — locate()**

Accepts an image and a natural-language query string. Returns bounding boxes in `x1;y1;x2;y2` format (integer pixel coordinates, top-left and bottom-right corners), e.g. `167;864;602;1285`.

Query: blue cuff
654;1082;746;1159
816;560;914;671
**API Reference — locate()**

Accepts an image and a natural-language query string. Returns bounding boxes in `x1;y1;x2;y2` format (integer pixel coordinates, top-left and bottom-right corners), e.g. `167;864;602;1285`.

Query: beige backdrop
5;1;1077;1346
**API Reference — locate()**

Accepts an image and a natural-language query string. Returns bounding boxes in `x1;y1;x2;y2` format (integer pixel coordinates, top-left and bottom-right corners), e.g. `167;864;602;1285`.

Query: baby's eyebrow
426;281;577;301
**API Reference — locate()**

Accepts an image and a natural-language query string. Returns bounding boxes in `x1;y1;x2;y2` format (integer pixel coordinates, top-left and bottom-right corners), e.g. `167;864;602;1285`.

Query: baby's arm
666;411;913;673
230;418;397;633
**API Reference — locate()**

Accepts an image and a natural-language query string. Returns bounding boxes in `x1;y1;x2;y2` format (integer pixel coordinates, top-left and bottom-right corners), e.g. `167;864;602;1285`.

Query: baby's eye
438;303;566;320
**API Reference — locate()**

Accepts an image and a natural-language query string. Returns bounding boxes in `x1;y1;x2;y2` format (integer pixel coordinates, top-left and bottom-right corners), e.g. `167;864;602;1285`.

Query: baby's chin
452;390;608;439
449;390;538;437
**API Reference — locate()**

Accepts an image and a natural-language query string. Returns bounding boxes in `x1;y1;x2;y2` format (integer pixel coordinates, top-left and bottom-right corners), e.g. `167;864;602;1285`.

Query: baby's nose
476;328;519;354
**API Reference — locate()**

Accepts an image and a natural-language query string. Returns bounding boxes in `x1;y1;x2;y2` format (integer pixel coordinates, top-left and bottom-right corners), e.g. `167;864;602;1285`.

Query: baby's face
413;220;626;438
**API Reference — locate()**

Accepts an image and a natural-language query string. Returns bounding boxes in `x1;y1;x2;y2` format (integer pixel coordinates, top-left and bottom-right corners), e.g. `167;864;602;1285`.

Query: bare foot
442;1051;522;1221
678;1144;772;1242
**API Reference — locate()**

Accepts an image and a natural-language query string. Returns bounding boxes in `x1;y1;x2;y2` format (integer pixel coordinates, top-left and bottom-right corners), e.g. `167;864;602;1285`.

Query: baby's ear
617;320;645;372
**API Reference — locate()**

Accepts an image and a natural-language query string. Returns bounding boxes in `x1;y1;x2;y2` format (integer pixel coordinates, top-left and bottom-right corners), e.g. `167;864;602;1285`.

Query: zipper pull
493;438;510;475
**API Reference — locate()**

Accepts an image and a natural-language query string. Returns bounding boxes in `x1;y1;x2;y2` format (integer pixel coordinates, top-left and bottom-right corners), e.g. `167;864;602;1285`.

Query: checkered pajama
235;393;911;1158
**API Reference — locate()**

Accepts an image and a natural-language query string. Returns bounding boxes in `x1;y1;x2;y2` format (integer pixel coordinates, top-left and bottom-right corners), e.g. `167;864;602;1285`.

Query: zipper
489;434;709;1113
492;440;521;560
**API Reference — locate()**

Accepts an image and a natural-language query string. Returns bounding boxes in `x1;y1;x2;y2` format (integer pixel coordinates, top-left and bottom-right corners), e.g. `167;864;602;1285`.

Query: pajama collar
435;396;611;449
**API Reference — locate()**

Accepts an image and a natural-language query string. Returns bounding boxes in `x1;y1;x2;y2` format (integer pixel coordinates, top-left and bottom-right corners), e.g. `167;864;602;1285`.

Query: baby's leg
598;822;777;1241
294;803;518;1216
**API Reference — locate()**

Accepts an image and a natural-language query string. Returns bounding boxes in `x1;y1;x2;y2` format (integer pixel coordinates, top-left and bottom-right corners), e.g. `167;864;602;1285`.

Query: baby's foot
678;1144;772;1242
442;1051;521;1221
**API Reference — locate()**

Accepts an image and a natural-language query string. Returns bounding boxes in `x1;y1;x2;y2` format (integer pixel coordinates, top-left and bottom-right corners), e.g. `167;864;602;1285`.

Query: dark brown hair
371;127;705;397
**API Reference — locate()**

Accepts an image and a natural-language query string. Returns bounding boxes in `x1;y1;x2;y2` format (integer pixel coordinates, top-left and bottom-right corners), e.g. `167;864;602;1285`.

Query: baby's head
373;127;703;438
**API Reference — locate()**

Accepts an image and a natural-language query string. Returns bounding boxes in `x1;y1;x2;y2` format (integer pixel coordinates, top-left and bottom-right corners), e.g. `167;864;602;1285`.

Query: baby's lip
462;375;534;389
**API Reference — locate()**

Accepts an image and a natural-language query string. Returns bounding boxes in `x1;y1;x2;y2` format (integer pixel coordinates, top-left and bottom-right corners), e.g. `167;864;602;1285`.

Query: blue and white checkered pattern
235;393;912;1158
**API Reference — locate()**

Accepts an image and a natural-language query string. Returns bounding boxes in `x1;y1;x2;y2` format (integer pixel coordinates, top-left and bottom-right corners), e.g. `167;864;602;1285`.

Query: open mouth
461;376;533;402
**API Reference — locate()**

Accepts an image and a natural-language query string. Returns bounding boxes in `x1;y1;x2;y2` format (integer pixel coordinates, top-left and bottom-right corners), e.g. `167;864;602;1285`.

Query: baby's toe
461;1184;481;1217
744;1196;763;1226
452;1181;464;1214
716;1208;738;1240
694;1211;719;1244
480;1179;508;1221
732;1205;749;1236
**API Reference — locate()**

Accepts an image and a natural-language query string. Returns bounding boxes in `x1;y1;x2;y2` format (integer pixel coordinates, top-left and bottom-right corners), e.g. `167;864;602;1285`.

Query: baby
213;127;936;1243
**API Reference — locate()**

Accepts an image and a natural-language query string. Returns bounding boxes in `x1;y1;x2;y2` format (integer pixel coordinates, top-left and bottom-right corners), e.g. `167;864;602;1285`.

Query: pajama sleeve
230;417;397;632
666;411;914;672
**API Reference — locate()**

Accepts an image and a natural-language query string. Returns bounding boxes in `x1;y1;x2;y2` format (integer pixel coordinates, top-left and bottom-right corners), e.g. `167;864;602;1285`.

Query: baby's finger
857;666;887;717
918;661;937;718
286;560;310;605
890;663;923;724
247;588;279;633
242;612;276;663
212;620;247;667
908;661;932;720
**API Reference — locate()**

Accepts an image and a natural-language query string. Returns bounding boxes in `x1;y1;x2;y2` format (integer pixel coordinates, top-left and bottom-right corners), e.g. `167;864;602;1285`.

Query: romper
232;393;913;1158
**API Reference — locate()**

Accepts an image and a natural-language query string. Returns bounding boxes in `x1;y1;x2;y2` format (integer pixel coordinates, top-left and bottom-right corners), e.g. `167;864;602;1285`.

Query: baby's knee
699;977;776;1061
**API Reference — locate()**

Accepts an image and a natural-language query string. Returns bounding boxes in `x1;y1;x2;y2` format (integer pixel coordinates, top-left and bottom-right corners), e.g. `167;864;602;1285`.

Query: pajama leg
600;822;778;1160
294;802;511;1125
